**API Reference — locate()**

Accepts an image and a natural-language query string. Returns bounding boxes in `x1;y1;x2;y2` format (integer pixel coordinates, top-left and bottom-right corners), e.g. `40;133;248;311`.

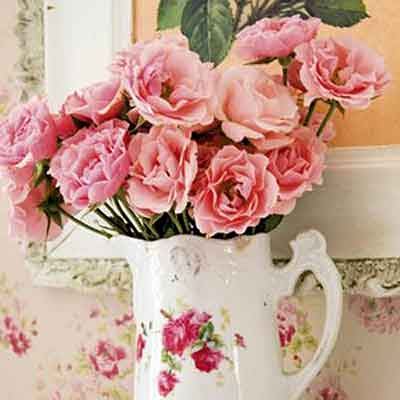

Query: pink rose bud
0;97;57;167
111;33;216;128
192;145;279;236
235;16;320;61
216;66;299;143
127;125;198;217
295;37;391;109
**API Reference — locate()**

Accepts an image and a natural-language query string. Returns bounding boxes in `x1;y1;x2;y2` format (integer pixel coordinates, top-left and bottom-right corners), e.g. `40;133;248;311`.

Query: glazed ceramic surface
115;230;343;400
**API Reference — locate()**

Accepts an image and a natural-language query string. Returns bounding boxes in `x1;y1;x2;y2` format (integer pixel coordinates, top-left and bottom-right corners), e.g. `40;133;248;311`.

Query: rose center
330;68;346;86
161;82;174;100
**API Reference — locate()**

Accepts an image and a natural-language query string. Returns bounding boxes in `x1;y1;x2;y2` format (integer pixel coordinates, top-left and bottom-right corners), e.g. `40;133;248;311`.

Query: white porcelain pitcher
115;230;342;400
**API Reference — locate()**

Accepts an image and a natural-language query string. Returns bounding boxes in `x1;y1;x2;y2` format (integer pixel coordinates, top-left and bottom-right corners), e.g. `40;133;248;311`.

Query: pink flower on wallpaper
158;371;179;398
114;312;134;327
191;344;224;373
349;295;400;334
307;374;348;400
162;309;211;356
89;340;127;380
136;334;146;362
2;316;31;356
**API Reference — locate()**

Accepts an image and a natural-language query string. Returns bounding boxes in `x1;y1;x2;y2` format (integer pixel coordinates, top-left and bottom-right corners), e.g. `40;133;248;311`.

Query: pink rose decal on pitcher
156;308;246;397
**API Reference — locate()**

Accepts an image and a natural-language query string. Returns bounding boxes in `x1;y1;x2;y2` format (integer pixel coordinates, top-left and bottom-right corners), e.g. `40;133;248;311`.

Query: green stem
113;197;138;236
282;67;288;86
57;206;112;239
317;102;337;137
118;193;150;240
168;211;184;234
142;218;160;239
303;99;318;126
182;209;191;233
95;209;127;235
103;203;132;234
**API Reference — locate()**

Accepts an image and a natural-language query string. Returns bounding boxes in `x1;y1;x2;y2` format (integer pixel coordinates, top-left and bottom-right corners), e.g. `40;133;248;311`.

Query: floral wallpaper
2;2;400;399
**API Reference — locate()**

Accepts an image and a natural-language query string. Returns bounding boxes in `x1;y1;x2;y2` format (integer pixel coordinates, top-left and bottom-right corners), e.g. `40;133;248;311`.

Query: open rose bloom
0;19;390;242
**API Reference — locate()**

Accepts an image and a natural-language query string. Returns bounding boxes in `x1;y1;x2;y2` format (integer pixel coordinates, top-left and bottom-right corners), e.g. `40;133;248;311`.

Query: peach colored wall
134;0;399;147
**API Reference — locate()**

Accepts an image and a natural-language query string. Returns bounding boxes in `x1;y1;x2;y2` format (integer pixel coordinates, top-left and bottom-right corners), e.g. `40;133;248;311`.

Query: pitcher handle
273;230;343;400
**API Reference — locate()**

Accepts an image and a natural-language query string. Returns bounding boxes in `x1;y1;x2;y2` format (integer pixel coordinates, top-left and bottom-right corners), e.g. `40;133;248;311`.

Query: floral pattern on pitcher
349;295;400;334
277;297;319;373
157;308;246;397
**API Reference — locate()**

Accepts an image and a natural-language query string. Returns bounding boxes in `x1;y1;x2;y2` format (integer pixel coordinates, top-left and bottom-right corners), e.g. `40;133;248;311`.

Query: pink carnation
162;309;211;356
191;344;224;373
127;125;198;217
216;66;299;143
295;37;391;109
192;145;279;236
0;97;57;167
112;33;216;127
267;127;327;215
49;119;131;209
158;371;179;397
62;79;124;125
235;16;320;61
89;340;127;380
8;184;64;242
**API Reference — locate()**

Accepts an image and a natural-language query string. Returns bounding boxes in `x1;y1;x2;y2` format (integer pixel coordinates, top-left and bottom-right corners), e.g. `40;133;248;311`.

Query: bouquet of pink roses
0;17;390;242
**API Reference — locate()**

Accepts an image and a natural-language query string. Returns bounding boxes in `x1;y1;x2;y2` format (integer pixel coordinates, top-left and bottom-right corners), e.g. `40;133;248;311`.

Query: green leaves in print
181;0;234;65
305;0;369;27
158;0;188;30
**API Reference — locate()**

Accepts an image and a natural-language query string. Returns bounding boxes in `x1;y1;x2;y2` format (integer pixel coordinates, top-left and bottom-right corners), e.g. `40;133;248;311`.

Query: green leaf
305;0;369;27
181;0;234;65
158;0;188;30
260;215;284;234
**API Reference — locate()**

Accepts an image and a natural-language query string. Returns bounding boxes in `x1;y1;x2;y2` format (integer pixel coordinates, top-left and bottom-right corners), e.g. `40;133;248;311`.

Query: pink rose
62;79;124;125
191;344;224;373
235;16;320;61
216;66;299;143
0;97;57;167
136;334;146;362
295;37;391;109
0;165;33;204
267;127;327;215
127;125;198;217
89;340;126;380
3;316;31;356
162;309;211;356
158;371;179;397
49;119;130;209
192;146;279;236
112;33;216;127
8;184;64;242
